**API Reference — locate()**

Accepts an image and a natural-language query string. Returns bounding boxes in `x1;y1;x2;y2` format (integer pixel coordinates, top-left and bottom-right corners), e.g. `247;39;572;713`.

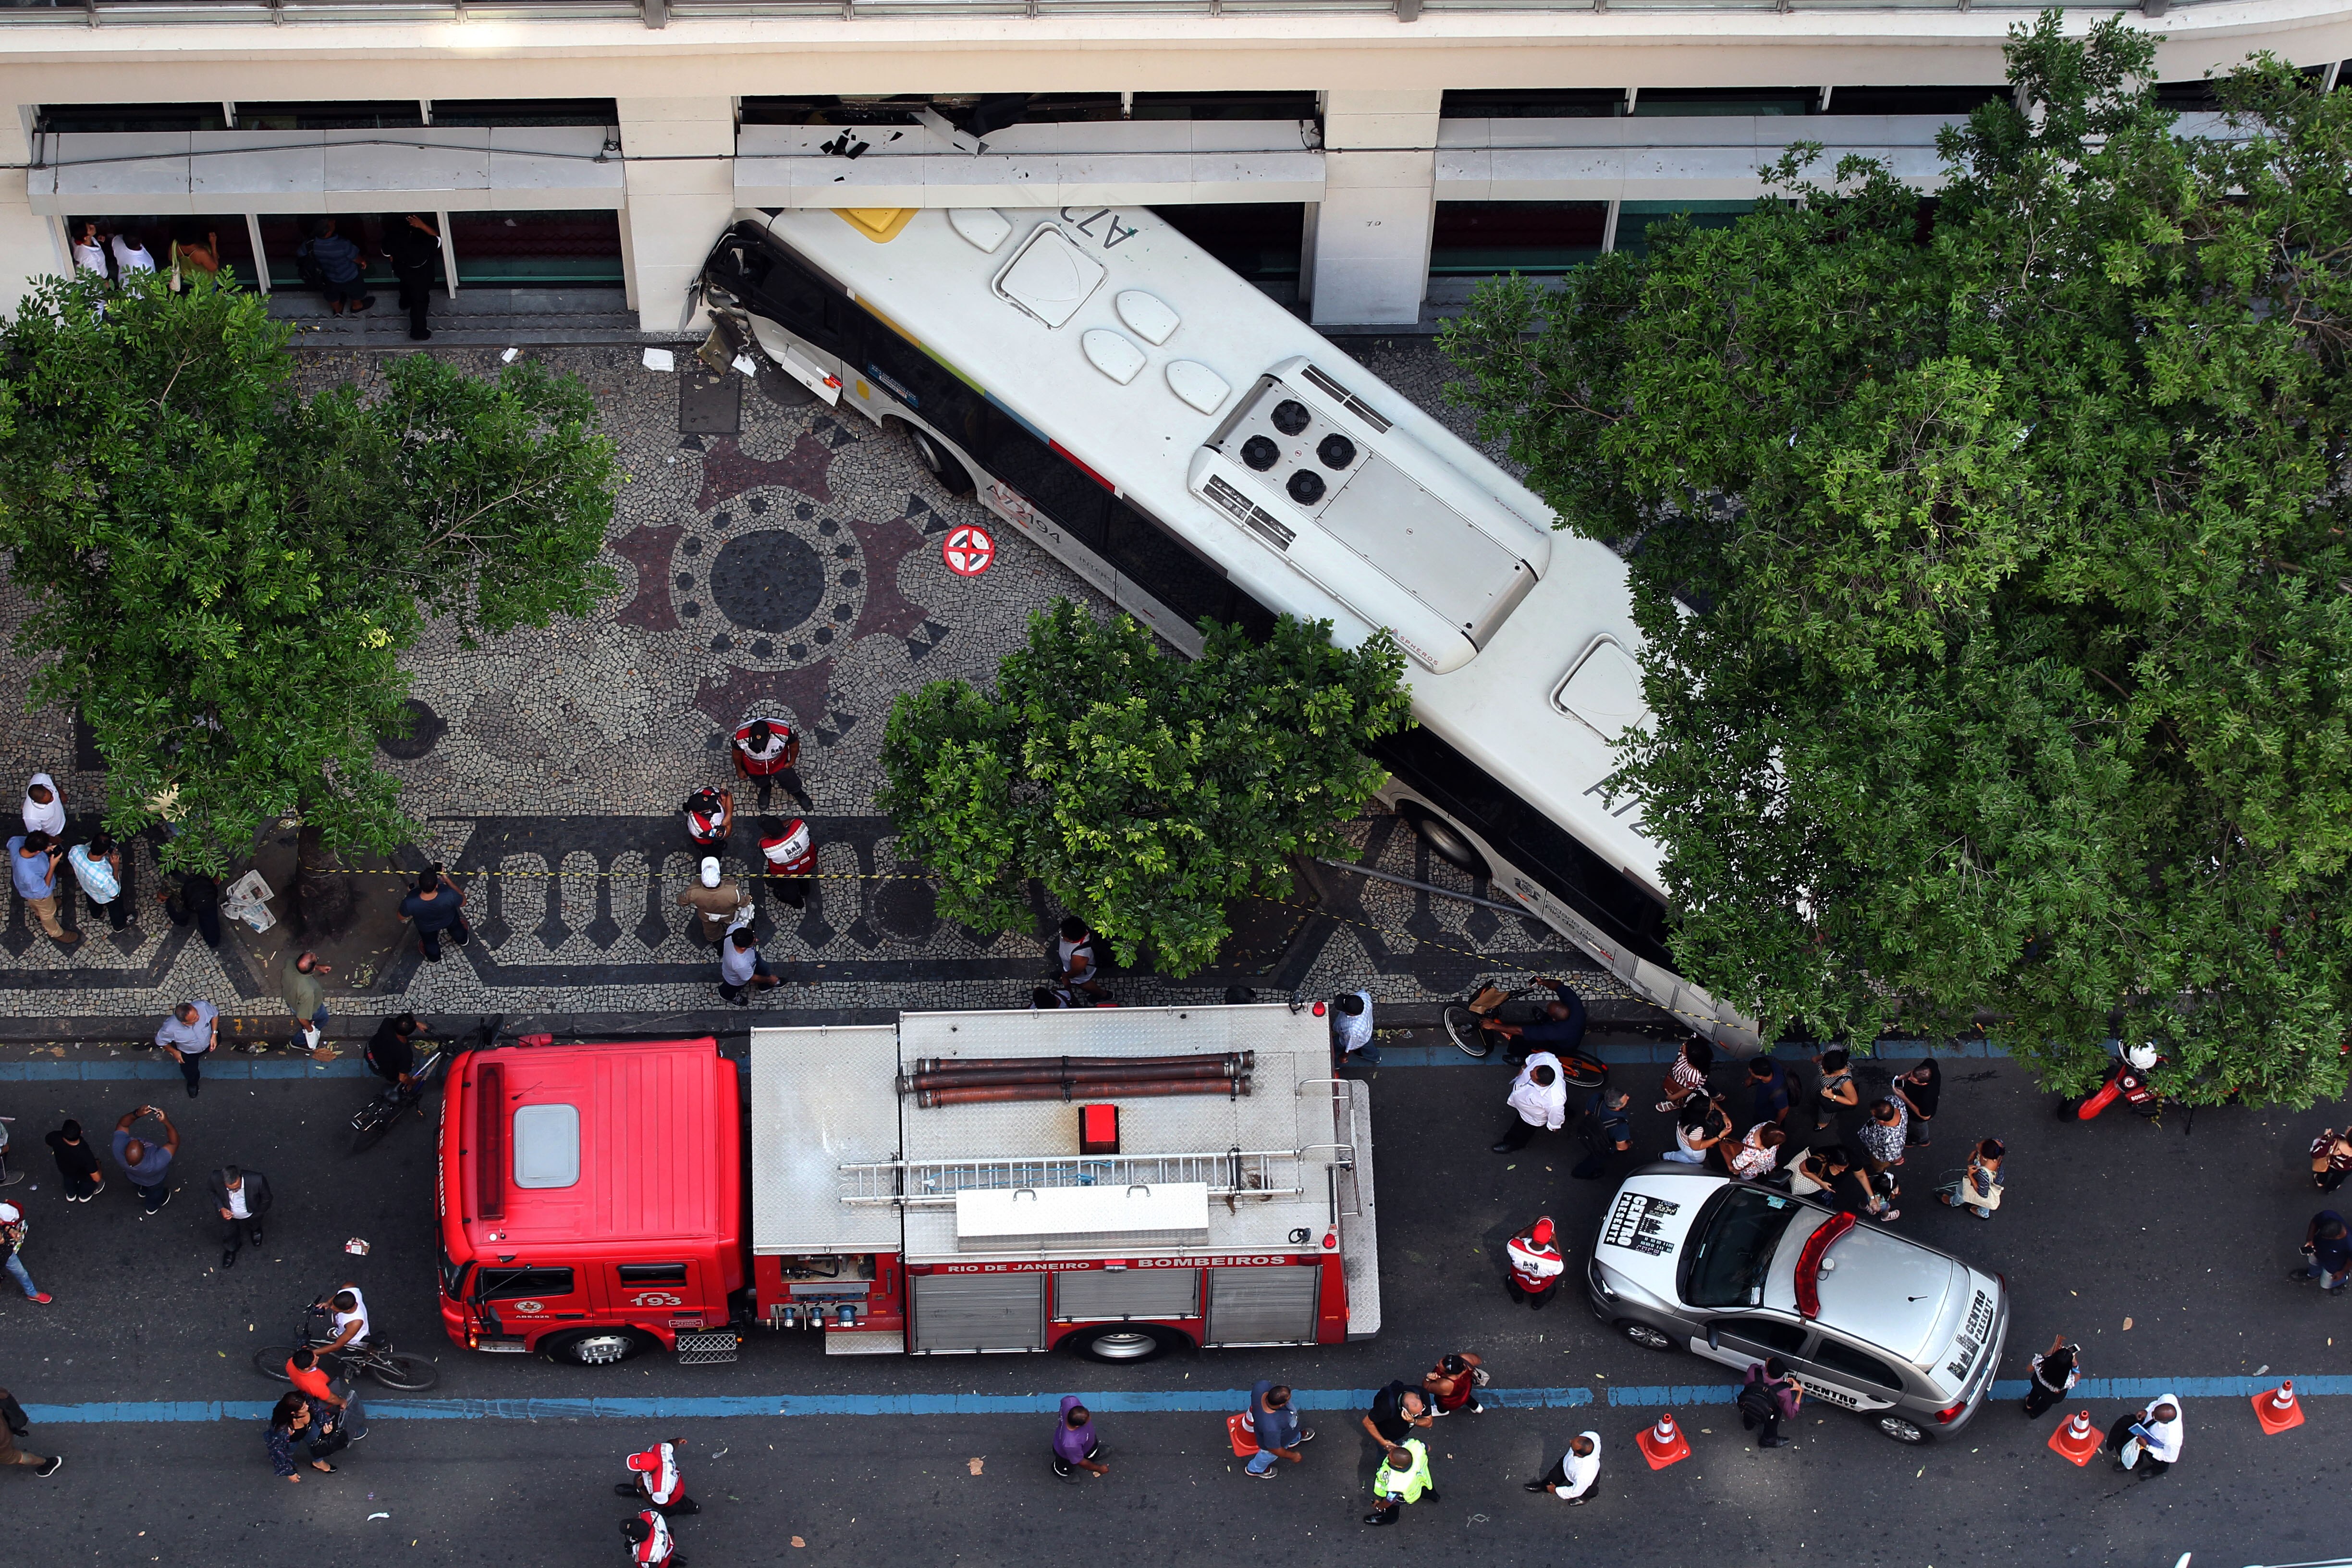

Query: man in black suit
208;1164;273;1270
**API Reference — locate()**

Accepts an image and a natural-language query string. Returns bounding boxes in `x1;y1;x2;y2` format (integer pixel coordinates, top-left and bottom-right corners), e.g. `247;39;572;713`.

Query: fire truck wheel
1064;1324;1189;1364
540;1328;657;1367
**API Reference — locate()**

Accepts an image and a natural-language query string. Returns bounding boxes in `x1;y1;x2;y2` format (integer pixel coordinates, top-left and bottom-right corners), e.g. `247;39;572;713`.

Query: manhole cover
710;529;827;633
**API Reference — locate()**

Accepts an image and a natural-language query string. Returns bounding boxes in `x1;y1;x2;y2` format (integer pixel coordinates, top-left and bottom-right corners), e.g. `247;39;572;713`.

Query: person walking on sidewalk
1505;1216;1565;1308
153;998;219;1098
718;928;781;1004
1524;1431;1601;1505
2291;1211;2351;1292
19;773;64;838
0;1387;62;1478
208;1164;272;1270
280;951;332;1040
397;866;470;962
1330;990;1376;1071
0;1203;51;1304
1492;1052;1566;1153
110;1105;178;1216
677;858;752;946
1421;1352;1486;1417
67;831;131;933
1810;1047;1859;1141
2021;1334;2082;1419
1739;1359;1802;1447
44;1120;102;1202
1363;1437;1435;1528
1243;1380;1312;1478
1051;1398;1108;1481
9;831;80;947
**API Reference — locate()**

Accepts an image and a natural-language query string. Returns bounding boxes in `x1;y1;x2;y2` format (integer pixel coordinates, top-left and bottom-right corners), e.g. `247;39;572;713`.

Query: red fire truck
437;1004;1380;1365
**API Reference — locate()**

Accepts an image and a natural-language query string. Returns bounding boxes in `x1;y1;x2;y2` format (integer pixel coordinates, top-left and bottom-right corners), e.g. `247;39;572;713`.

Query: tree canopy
879;600;1411;976
1441;15;2352;1103
0;272;618;873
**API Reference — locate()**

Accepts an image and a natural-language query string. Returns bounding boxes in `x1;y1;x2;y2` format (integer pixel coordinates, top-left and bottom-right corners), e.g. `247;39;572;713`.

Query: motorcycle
2057;1042;2167;1122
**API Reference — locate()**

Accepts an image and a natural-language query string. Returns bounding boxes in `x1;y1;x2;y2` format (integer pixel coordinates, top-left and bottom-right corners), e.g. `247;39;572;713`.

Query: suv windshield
1682;1187;1803;1309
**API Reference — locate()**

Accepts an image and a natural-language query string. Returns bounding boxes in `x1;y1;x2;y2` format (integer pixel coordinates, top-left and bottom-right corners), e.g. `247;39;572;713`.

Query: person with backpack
1053;917;1109;1002
1738;1358;1802;1447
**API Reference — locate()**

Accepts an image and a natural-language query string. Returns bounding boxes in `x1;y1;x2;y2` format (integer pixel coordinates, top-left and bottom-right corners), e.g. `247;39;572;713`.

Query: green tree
1440;15;2352;1104
879;600;1411;976
0;271;618;872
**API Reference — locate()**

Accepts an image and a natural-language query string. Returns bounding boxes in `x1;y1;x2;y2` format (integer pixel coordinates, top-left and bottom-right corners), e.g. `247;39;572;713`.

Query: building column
617;98;736;334
0;109;63;312
1307;89;1441;330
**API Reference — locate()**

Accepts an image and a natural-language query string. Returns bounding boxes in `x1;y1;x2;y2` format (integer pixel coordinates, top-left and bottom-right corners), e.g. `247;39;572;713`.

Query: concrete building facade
3;0;2348;331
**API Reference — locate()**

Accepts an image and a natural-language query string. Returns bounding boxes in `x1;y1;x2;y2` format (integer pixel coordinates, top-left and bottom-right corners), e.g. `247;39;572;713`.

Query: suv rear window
1811;1336;1904;1389
1682;1187;1803;1309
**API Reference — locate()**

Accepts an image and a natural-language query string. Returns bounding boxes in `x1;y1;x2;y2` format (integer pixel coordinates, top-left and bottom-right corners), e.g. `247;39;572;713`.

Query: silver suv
1585;1167;2009;1444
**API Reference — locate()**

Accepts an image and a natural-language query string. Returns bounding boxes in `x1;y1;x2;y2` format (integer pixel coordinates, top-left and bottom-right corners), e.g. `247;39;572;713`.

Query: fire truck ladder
836;1150;1307;1207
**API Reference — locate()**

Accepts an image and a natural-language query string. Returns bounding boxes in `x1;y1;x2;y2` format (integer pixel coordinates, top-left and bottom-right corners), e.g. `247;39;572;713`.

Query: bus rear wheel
904;426;975;497
1398;801;1491;882
540;1328;656;1367
1064;1323;1188;1364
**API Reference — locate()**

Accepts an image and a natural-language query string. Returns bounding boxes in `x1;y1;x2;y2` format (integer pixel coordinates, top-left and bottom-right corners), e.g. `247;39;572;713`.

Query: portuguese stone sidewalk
0;337;1652;1044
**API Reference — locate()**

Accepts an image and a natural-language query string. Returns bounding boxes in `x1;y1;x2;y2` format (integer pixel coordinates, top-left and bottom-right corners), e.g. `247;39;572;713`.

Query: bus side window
1103;499;1232;629
978;410;1109;551
1227;584;1280;644
753;248;843;355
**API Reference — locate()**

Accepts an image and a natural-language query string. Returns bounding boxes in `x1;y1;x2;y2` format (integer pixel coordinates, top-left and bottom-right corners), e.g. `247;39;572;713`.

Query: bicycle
348;1015;499;1154
253;1298;440;1391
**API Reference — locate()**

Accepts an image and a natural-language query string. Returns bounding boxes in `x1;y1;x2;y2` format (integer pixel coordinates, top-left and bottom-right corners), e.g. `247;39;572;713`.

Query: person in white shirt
321;1284;372;1353
2107;1394;2183;1475
69;221;110;281
1330;990;1375;1068
1493;1052;1566;1153
1525;1431;1601;1504
110;230;157;277
20;774;64;838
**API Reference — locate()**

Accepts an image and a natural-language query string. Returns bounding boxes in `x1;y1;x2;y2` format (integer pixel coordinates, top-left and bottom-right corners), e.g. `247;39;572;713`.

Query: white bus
698;205;1758;1053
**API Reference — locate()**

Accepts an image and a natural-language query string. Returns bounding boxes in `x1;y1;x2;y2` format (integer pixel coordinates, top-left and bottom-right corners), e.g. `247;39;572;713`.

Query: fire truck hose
902;1054;1251;1089
914;1077;1255;1107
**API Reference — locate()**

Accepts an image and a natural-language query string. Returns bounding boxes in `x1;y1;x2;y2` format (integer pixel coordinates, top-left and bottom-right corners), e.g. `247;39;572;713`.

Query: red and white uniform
628;1509;674;1566
732;716;798;776
626;1442;683;1507
685;796;729;845
760;819;816;876
1507;1230;1564;1294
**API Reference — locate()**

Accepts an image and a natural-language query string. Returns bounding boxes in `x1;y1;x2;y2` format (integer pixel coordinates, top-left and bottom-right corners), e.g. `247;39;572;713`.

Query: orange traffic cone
2253;1380;2306;1435
2048;1409;2101;1466
1636;1411;1692;1470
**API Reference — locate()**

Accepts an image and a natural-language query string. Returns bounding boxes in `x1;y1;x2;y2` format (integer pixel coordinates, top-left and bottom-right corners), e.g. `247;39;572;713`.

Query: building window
1154;203;1304;284
429;99;617;128
1132;91;1319;122
1431;202;1608;275
1440;89;1623;120
2154;80;2220;111
739;96;926;126
1822;86;2009;116
1615;200;1760;257
1633;87;1815;118
40;103;227;134
237;101;425;131
450;210;624;286
63;214;260;289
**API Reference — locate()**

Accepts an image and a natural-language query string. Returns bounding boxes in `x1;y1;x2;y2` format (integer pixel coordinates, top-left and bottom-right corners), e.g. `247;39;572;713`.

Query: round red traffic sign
943;524;996;576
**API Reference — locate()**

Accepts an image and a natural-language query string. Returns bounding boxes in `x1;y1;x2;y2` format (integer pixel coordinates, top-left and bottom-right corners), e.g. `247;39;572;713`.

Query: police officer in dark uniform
380;213;442;342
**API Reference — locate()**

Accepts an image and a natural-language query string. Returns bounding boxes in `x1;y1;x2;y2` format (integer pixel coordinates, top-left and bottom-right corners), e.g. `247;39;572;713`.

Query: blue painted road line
0;1058;374;1080
1369;1039;2017;1069
24;1375;2333;1426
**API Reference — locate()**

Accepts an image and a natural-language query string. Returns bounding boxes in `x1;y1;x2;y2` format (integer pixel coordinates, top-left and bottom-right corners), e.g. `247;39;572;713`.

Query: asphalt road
1;1038;2344;1568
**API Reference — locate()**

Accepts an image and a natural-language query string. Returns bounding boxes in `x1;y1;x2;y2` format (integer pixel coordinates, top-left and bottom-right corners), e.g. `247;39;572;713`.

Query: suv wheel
1876;1415;1931;1445
1617;1320;1675;1353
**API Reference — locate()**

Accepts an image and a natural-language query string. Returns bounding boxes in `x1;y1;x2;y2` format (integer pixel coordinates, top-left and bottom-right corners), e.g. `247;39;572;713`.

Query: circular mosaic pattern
710;528;828;633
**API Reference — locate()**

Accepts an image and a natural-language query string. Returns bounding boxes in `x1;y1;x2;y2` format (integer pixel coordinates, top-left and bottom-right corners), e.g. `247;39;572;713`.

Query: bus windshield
1681;1187;1801;1309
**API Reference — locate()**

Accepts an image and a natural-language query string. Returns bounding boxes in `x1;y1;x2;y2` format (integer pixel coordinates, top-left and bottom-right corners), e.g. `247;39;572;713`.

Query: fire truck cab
750;1003;1380;1360
438;1035;747;1366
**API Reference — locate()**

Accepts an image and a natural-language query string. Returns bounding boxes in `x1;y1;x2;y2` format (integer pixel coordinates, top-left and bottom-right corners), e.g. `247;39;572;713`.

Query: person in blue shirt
1481;976;1587;1065
300;218;373;316
1746;1055;1794;1130
7;830;78;946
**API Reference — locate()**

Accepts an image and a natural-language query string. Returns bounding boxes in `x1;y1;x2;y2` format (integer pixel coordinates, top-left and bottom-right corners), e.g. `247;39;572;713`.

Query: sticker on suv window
1601;1191;1681;1256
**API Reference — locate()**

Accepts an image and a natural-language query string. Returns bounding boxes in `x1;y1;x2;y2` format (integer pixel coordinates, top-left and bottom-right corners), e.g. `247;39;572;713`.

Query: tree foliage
1440;15;2352;1103
0;272;618;872
879;600;1411;976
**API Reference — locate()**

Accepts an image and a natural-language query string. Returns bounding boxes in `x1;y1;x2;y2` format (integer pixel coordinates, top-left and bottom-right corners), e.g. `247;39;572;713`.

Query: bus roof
442;1037;740;1255
759;204;1662;891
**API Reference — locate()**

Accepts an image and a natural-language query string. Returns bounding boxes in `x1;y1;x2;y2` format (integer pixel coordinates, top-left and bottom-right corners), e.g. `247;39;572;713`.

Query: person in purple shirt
1051;1396;1106;1480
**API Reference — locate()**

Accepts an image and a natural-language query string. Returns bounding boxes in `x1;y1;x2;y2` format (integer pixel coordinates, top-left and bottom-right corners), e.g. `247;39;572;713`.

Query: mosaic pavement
0;341;1624;1025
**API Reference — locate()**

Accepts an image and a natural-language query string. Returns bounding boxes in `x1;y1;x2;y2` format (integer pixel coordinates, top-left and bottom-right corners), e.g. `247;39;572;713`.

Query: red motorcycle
2057;1043;2167;1121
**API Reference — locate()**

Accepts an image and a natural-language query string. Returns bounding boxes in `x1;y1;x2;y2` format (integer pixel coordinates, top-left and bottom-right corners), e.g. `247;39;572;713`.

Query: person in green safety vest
1363;1436;1437;1527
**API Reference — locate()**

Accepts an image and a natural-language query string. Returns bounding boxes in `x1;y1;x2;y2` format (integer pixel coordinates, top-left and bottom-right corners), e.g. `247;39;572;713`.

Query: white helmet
699;857;722;889
2125;1042;2159;1072
0;1202;20;1224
